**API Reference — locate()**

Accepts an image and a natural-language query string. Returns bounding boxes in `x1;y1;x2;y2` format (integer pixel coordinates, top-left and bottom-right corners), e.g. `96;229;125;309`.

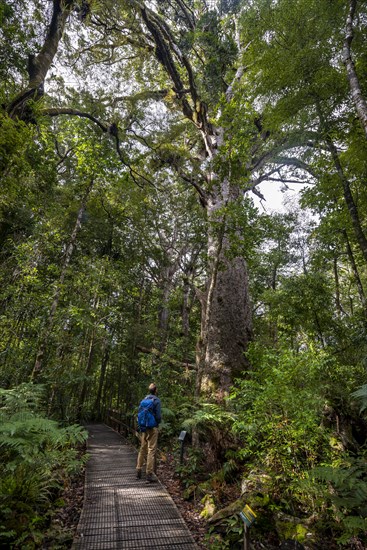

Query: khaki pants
136;427;158;475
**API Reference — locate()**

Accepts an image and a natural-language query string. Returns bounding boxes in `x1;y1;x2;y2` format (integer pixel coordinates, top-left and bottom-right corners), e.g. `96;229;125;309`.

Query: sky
252;179;308;213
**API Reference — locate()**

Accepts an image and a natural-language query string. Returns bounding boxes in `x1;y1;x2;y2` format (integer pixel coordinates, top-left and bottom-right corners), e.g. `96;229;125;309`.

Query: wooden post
244;525;250;550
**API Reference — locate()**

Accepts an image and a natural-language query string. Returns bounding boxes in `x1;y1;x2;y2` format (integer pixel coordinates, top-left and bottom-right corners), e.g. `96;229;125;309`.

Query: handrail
105;409;139;441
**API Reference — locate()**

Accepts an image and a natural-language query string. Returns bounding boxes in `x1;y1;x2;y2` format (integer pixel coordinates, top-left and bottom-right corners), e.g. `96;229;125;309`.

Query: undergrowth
0;382;88;548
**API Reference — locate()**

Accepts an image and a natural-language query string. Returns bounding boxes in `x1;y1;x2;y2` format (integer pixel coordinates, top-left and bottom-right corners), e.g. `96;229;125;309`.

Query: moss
200;494;216;519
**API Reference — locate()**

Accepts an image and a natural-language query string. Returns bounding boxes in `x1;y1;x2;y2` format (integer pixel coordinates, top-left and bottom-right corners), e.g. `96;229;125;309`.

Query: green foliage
206;515;244;549
182;403;235;435
227;342;367;545
231;344;330;472
175;446;205;489
0;383;88;546
309;459;367;543
351;384;367;413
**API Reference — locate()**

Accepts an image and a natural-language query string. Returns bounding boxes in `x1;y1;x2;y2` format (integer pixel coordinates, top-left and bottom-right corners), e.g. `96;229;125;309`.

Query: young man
136;383;161;483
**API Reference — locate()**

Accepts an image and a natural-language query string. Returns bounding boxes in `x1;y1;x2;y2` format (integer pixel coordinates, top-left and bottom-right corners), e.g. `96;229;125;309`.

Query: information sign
239;504;257;527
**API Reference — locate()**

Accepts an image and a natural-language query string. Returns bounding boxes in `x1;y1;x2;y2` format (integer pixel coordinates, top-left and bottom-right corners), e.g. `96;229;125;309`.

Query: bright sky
252;179;308;213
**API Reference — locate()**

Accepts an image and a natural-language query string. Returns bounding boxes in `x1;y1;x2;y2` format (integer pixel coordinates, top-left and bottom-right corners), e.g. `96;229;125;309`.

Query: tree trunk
343;229;367;319
7;0;74;119
157;265;177;351
198;167;252;400
333;256;343;316
94;335;112;420
77;327;97;420
135;4;253;400
343;0;367;140
325;136;367;263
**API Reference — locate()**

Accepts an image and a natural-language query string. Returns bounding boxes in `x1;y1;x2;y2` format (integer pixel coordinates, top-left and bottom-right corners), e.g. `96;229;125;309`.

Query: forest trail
72;424;198;549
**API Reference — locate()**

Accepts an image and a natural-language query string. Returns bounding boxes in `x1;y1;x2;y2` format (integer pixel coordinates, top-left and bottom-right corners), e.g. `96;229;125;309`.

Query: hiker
136;382;161;482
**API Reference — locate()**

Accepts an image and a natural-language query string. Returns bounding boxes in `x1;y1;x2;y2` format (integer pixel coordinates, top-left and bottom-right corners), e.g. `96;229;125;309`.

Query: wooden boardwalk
73;424;198;550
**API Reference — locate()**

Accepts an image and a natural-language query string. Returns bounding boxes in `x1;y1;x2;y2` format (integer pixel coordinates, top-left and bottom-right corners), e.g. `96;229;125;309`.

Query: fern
182;403;235;435
338;517;367;544
0;383;46;416
351;384;367;413
0;383;88;546
311;459;367;542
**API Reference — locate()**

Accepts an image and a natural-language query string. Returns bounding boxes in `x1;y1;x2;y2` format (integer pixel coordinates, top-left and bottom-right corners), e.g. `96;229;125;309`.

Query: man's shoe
146;473;157;483
136;469;142;479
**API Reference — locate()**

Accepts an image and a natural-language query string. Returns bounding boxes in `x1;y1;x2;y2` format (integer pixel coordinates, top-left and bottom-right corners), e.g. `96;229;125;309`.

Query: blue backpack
137;397;157;432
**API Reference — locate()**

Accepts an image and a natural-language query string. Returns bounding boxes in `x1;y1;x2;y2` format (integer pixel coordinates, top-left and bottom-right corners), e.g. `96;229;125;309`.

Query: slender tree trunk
343;0;367;140
333;256;342;316
77;327;97;420
157;265;177;351
325;136;367;263
94;334;113;419
181;266;196;364
317;103;367;262
31;181;93;380
343;229;367;319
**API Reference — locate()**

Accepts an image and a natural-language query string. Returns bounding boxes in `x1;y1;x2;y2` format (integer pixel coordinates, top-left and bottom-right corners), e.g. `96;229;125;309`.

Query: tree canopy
2;0;367;547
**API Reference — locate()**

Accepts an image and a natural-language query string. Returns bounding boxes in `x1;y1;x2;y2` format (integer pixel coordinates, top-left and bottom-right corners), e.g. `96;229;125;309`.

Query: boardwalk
73;424;198;550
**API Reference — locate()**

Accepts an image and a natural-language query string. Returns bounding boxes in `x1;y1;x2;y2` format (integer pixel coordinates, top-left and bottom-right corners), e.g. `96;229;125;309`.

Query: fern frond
351;384;367;413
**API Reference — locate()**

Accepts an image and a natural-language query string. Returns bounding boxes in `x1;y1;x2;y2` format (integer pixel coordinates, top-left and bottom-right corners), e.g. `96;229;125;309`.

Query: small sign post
178;430;187;465
239;504;257;550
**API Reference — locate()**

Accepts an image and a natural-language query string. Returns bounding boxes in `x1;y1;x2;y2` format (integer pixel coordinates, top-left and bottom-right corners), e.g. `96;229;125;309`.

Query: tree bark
199;185;252;399
343;0;367;140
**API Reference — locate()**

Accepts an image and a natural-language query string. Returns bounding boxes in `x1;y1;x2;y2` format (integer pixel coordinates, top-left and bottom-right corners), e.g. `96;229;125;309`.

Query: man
136;383;161;483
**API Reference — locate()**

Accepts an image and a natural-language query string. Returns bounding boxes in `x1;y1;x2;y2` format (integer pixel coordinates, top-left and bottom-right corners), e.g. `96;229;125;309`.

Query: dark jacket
145;394;161;426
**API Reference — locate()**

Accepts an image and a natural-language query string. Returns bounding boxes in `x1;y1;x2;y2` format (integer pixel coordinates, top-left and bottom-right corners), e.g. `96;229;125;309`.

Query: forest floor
156;451;208;549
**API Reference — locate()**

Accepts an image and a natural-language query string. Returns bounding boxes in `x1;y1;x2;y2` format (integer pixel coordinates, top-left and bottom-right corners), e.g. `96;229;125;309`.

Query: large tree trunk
136;4;253;400
203;192;253;396
197;140;252;399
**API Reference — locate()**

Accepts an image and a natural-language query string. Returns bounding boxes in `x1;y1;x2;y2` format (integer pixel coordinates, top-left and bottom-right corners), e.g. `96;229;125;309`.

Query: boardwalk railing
105;409;161;473
105;409;138;440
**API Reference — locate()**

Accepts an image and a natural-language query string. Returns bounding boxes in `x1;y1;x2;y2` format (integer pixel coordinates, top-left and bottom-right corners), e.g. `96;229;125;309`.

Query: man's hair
148;383;157;395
